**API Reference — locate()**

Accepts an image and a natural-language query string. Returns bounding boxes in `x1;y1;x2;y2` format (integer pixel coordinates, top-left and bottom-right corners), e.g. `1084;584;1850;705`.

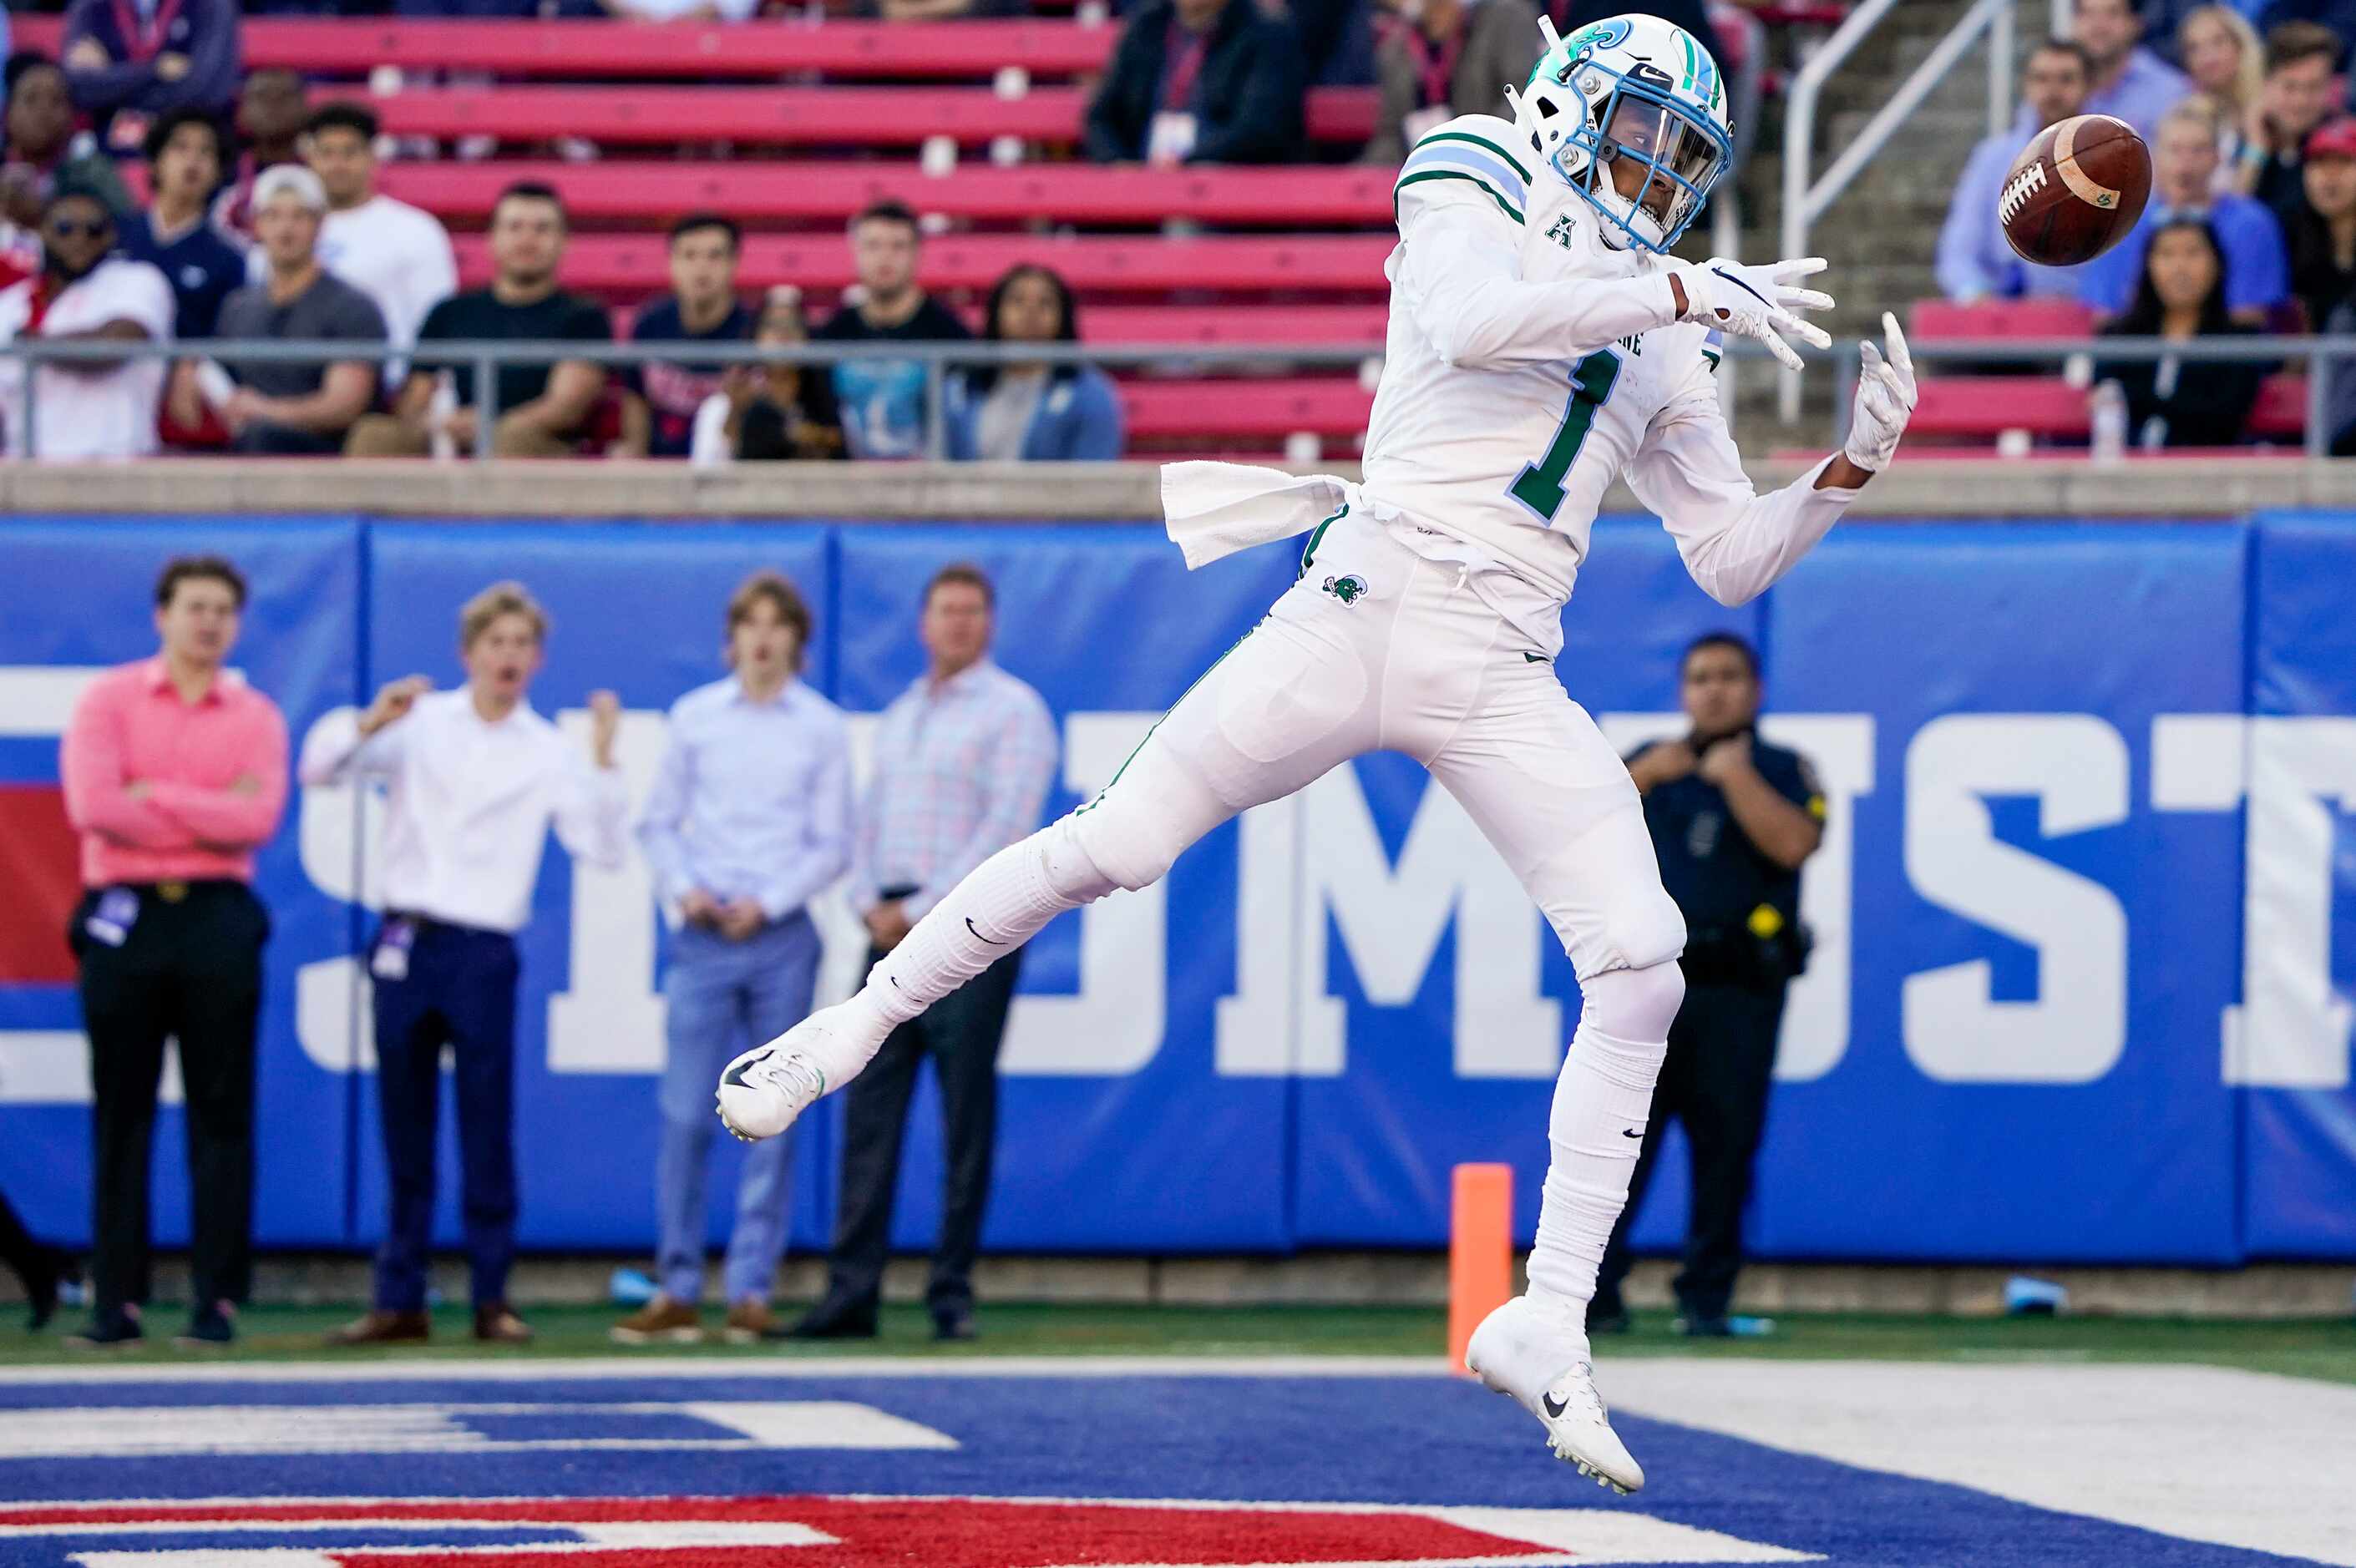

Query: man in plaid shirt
785;562;1056;1343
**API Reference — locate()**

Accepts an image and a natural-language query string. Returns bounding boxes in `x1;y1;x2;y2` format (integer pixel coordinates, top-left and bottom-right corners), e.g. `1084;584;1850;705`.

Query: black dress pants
0;1186;54;1297
71;881;267;1317
823;944;1022;1315
1594;979;1786;1322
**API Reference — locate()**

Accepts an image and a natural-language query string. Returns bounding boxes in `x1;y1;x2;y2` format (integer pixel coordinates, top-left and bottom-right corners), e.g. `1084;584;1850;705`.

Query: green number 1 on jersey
1509;350;1623;524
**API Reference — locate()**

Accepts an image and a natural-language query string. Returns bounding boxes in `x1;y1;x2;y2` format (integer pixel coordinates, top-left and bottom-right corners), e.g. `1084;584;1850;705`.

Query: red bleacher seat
1908;299;2098;341
601;302;1386;344
378;162;1396;229
1908;373;2307;443
2250;373;2308;438
1909;377;2092;439
335;84;1377;149
1070;306;1387;345
1120;379;1372;440
460;233;1394;296
8;16;1117;79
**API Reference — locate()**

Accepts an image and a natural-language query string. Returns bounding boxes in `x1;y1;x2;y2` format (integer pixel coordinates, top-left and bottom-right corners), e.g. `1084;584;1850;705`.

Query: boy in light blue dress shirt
617;572;851;1343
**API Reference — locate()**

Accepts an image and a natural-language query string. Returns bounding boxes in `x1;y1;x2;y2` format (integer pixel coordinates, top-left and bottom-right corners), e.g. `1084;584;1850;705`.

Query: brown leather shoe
325;1308;430;1348
474;1302;534;1344
611;1294;702;1345
722;1300;777;1344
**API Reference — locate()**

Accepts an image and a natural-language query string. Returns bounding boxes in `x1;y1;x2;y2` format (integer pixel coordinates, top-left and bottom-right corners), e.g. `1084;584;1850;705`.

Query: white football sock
861;822;1116;1029
1526;961;1683;1309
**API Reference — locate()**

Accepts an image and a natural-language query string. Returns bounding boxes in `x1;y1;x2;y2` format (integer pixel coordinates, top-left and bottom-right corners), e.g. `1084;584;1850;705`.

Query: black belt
385;911;510;941
114;878;246;904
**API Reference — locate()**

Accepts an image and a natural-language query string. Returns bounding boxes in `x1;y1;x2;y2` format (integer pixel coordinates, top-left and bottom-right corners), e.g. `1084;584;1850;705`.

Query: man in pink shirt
58;554;288;1349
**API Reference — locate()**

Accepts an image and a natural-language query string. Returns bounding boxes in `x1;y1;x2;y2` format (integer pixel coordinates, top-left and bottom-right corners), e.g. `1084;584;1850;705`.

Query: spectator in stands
122;110;246;341
2072;0;2192;143
696;286;844;463
59;554;288;1349
305;104;459;388
616;571;848;1348
2094;217;2269;446
2286;117;2356;326
945;265;1124;461
0;180;175;460
1938;39;2093;302
1360;0;1543;165
2;57;134;240
1082;0;1308;166
60;0;238;149
347;181;611;458
184;165;388;455
2178;6;2264;181
849;0;1028;18
626;213;753;460
307;584;625;1348
788;562;1056;1344
2240;21;2338;214
815;200;970;460
2078;96;2289;323
2322;295;2356;452
212;68;309;239
2257;0;2356;68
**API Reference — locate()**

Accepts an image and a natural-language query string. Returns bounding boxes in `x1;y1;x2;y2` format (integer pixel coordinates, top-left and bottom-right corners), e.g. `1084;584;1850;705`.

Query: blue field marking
0;1367;2325;1567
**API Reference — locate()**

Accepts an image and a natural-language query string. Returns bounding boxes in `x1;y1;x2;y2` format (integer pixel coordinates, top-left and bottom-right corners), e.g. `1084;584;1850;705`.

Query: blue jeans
657;913;819;1305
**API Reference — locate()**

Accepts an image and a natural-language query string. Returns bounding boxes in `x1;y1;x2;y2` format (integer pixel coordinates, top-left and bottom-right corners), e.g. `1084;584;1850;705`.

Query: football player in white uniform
717;12;1917;1494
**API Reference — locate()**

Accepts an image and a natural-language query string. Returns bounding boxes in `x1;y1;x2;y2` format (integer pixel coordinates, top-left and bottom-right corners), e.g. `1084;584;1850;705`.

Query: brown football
1999;114;2152;267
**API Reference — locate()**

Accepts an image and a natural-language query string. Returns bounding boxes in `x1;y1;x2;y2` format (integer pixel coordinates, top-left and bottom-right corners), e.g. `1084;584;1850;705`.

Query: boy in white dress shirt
301;583;625;1347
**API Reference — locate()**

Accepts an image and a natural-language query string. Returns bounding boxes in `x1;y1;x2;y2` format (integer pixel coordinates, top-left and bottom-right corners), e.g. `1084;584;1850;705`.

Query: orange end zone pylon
1447;1161;1513;1375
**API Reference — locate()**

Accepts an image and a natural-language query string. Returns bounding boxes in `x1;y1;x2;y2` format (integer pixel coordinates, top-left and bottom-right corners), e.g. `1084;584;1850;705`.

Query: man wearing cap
181;165;388;456
0;179;174;460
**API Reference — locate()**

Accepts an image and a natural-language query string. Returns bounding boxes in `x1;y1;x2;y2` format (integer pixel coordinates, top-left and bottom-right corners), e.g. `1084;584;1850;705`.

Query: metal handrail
8;331;2349;459
1779;0;2021;422
1826;333;2348;457
0;336;1398;463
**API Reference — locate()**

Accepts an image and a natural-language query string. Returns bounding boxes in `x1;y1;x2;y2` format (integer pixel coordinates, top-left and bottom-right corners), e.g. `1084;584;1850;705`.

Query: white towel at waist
1160;461;1371;569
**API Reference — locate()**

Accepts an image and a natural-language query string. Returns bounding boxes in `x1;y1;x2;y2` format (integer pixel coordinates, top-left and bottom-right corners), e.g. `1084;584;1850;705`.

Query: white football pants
845;509;1690;1308
1056;510;1687;978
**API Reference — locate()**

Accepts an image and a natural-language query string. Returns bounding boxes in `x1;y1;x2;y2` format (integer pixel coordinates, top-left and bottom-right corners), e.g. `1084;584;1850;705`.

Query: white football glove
1842;312;1918;472
1672;255;1835;373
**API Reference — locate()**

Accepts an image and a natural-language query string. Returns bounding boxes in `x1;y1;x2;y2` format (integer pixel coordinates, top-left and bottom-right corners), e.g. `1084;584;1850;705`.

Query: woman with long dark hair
2093;217;2270;448
2285;119;2356;329
945;264;1125;462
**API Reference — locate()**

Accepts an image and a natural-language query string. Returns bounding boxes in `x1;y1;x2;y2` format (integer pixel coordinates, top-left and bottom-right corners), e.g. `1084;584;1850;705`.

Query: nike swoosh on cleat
720;1050;771;1089
1621;1128;1643;1138
1543;1392;1568;1419
965;917;1005;945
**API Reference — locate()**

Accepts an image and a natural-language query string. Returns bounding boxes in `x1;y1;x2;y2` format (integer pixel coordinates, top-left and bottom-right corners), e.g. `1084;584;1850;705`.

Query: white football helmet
1505;12;1734;255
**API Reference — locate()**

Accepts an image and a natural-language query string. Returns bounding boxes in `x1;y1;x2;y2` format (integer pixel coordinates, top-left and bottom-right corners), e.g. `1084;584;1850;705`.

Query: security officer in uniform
1591;631;1824;1338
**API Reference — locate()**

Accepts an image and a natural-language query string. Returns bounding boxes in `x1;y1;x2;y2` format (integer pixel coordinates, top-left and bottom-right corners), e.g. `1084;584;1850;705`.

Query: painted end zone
0;1362;2344;1567
0;1495;1812;1568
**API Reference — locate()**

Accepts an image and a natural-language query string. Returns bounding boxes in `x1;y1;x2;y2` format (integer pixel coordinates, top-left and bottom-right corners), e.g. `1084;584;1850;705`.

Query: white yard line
1602;1359;2356;1567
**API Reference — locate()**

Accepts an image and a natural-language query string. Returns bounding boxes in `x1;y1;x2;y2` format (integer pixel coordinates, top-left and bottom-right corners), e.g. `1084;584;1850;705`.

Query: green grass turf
3;1302;2352;1384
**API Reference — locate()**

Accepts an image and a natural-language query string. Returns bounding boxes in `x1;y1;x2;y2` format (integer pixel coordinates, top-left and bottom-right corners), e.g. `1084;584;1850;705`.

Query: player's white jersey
1361;115;1728;609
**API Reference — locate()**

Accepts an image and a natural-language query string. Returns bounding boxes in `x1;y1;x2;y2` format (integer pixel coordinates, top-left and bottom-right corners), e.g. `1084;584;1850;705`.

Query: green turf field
5;1302;2353;1384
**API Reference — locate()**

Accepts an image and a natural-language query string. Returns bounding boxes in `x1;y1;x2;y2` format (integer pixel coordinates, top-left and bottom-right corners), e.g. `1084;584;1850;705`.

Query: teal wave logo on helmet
1505;12;1733;255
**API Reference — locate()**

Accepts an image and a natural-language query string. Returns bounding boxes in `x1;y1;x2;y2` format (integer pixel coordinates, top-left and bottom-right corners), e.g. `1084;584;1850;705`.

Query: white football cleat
1466;1292;1645;1495
716;1003;873;1142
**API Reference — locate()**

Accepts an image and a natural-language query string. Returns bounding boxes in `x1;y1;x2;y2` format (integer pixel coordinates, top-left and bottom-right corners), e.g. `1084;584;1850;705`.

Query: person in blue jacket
60;0;239;147
946;264;1126;462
